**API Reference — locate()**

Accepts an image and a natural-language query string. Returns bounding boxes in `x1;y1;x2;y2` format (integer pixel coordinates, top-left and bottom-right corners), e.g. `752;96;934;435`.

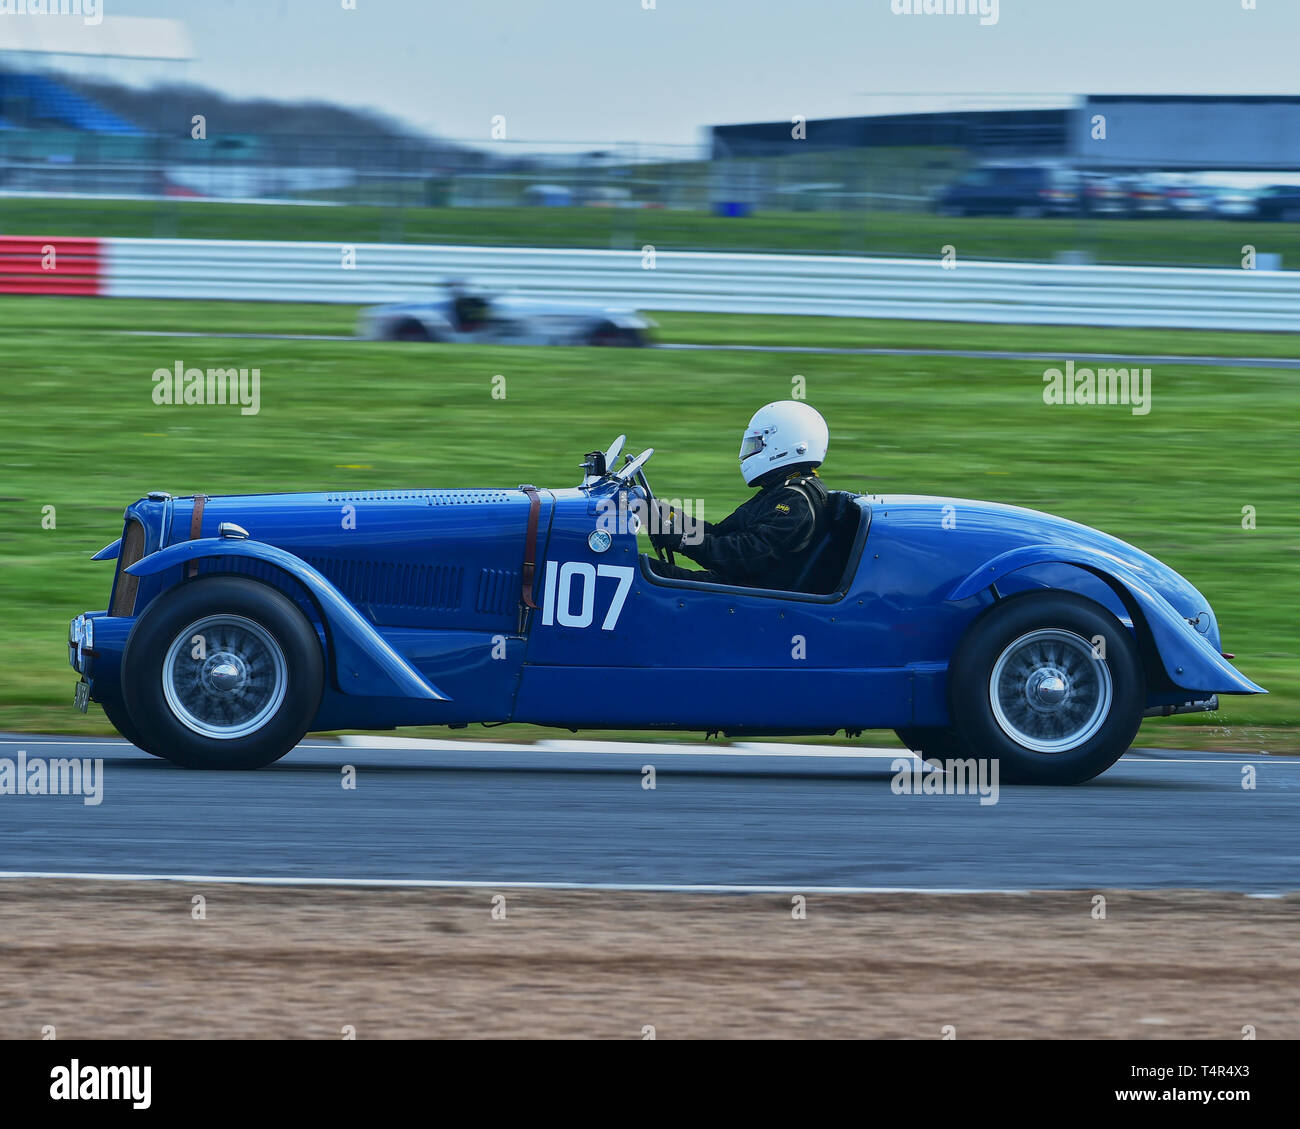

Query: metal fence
0;128;958;213
65;238;1300;331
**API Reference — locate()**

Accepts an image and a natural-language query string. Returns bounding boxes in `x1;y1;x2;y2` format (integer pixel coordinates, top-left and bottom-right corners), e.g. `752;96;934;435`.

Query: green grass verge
0;298;1294;749
5;196;1299;266
12;295;1300;360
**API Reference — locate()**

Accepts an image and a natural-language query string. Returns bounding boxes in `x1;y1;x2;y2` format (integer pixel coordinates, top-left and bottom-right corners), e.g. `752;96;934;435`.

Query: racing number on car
540;562;634;630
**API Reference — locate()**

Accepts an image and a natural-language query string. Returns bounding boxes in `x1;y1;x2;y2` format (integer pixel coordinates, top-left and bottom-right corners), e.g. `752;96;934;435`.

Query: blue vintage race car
69;437;1264;784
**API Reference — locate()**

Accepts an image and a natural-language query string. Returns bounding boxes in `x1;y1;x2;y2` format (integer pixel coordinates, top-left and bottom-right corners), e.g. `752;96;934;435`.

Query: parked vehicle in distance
935;163;1079;218
358;283;653;346
1125;175;1172;217
1210;186;1261;219
1160;176;1214;218
1079;173;1131;217
1255;184;1300;222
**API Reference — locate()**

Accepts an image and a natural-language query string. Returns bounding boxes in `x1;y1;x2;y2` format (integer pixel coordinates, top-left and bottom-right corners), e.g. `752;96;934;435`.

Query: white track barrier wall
100;238;1300;331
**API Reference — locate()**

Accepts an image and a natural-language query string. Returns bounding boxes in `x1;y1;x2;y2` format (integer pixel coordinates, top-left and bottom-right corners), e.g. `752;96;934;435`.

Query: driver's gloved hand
650;527;683;552
649;500;684;552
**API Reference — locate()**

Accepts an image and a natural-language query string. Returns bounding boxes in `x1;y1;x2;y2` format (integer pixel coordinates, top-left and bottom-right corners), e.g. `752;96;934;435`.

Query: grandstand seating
0;71;139;134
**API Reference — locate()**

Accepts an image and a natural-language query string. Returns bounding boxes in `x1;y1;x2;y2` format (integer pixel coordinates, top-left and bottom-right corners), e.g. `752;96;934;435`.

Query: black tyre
390;319;432;342
121;576;324;769
894;726;965;763
100;696;161;758
590;323;646;347
948;591;1144;785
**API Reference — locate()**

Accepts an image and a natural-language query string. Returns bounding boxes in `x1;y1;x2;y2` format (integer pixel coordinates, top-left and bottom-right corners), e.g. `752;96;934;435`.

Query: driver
448;281;489;331
648;401;830;590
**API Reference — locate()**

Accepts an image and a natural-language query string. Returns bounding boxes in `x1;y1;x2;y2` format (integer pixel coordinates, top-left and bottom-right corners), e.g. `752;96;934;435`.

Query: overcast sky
47;0;1300;149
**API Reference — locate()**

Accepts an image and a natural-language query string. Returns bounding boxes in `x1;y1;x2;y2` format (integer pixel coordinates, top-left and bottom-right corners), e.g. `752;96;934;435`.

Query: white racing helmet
738;401;829;486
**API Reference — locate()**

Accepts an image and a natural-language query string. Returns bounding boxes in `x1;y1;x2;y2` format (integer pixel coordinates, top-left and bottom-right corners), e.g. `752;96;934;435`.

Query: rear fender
125;538;448;701
948;545;1265;696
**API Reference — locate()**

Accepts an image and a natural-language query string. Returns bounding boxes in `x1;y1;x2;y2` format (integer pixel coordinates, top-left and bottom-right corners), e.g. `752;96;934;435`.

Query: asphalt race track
2;735;1296;893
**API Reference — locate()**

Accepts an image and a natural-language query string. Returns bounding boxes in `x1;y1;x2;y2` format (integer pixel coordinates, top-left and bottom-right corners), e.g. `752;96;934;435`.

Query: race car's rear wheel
590;323;646;347
122;576;324;769
948;591;1144;784
390;319;432;342
894;726;964;763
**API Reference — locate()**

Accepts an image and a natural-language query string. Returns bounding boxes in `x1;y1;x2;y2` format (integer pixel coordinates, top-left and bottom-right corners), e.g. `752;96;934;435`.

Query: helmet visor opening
739;434;765;460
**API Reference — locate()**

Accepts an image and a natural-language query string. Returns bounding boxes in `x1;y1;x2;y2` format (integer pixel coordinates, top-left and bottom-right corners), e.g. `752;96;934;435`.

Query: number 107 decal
540;562;635;630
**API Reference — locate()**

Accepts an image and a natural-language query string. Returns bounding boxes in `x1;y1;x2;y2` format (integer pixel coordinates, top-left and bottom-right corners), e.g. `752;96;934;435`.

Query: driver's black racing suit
648;466;828;590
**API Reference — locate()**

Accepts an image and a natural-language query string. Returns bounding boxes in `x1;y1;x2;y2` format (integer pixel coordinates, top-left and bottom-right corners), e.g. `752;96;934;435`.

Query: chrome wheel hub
1026;668;1068;709
203;652;247;693
989;629;1112;754
163;615;287;740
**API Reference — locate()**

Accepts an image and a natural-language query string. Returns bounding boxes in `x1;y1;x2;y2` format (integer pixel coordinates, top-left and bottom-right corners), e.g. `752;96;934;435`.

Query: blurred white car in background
358;283;654;346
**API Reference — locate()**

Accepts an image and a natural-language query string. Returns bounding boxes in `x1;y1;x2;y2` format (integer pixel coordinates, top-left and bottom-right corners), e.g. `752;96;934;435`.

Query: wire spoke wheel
162;614;288;740
988;628;1112;754
950;592;1144;784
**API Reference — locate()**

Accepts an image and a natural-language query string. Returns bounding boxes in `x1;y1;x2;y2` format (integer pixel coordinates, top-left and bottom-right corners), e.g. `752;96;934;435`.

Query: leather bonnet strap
519;485;541;610
186;494;209;579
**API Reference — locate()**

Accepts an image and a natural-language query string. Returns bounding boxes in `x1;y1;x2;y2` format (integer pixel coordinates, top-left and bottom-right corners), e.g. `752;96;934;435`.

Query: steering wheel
634;464;674;568
609;448;674;566
606;447;675;566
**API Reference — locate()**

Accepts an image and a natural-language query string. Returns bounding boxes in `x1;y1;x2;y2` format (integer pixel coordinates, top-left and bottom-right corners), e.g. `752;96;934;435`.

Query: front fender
125;538;449;701
948;545;1265;696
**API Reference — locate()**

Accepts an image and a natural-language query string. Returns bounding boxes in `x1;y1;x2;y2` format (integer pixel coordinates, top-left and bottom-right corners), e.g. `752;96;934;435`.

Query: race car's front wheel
948;591;1144;784
122;576;324;769
100;696;161;758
